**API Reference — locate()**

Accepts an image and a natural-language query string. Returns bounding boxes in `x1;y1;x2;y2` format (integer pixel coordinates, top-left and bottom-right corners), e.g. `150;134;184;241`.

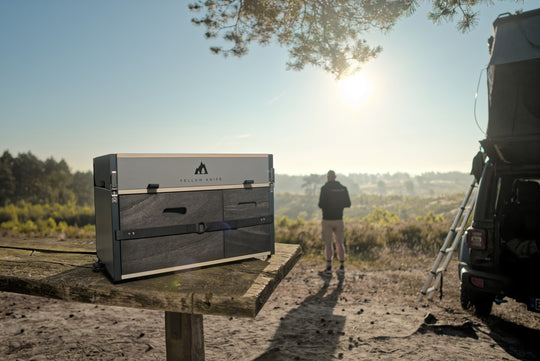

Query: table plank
0;237;95;253
0;238;302;318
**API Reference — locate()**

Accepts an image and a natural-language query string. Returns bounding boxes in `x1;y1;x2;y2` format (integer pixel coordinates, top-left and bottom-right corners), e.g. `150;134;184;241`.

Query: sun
337;72;372;108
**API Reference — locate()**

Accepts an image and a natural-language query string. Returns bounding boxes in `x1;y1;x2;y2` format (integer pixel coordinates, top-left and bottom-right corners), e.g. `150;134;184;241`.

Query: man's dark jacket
318;181;351;220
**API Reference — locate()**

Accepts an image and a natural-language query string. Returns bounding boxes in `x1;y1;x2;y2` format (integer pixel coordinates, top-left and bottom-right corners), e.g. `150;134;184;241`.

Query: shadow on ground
487;315;540;360
253;271;345;361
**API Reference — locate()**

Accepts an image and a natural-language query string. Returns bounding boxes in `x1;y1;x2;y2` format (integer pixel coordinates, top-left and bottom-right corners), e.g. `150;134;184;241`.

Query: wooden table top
0;238;301;318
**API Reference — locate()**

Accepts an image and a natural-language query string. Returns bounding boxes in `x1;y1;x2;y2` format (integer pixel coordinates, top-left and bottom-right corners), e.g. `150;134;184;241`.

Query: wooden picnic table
0;238;302;361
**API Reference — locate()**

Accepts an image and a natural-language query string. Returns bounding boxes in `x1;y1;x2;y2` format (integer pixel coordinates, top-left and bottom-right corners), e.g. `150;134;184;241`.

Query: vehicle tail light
470;277;485;289
466;228;486;250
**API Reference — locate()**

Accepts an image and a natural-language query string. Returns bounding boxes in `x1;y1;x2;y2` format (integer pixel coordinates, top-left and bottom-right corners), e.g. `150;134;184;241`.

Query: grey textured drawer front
223;188;271;220
224;225;273;258
119;190;223;230
121;232;223;275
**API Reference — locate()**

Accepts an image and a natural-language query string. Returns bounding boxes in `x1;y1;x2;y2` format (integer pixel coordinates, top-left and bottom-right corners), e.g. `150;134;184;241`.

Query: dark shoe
318;267;332;276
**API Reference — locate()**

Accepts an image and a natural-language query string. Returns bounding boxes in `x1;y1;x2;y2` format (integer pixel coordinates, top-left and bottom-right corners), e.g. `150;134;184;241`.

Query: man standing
318;170;351;275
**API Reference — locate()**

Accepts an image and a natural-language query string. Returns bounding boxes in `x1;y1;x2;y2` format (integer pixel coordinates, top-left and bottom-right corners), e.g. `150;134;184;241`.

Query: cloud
266;91;286;105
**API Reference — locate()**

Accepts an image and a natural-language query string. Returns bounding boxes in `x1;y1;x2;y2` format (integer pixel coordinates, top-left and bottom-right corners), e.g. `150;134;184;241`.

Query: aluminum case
93;153;274;282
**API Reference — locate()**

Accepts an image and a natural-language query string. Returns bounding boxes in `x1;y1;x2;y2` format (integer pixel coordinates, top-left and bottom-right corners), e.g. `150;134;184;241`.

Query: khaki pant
322;219;345;262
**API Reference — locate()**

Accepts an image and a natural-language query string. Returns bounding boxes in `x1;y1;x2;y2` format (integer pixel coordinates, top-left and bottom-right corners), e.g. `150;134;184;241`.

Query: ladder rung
418;178;479;302
448;226;463;234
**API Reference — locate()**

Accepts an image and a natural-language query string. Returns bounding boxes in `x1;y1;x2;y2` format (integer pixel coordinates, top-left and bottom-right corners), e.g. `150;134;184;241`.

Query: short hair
327;170;336;176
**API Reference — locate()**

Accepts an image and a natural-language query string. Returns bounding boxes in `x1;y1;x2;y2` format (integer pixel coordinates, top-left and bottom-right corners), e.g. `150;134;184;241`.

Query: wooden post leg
165;311;205;361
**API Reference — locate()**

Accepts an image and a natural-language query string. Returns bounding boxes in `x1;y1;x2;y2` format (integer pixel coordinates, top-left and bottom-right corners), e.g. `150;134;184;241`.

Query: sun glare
337;72;372;108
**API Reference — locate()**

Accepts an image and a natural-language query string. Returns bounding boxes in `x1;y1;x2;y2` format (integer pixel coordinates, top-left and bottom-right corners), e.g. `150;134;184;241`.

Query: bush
1;201;92;226
19;220;38;233
275;214;451;259
275;217;320;254
1;220;19;233
0;203;18;223
362;208;400;224
0;202;95;238
417;211;445;223
345;222;383;260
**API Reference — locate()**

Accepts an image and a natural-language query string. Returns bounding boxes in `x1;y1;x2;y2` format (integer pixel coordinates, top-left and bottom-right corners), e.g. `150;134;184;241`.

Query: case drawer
121;232;223;275
223;188;271;220
224;225;273;258
119;190;223;230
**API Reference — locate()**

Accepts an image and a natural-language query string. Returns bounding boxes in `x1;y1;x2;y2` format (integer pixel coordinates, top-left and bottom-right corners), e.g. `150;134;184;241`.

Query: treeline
276;192;464;221
276;171;473;196
0;151;94;237
0;150;93;207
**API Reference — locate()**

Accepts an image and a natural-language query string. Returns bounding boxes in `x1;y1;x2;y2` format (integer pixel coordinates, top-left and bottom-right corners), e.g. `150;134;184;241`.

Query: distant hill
275;171;473;196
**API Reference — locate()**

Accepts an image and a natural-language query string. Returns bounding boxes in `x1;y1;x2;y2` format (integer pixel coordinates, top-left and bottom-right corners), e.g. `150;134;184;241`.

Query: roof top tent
481;8;540;165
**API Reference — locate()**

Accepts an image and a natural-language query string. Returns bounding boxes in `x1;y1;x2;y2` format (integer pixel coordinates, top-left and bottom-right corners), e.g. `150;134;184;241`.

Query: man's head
327;170;336;182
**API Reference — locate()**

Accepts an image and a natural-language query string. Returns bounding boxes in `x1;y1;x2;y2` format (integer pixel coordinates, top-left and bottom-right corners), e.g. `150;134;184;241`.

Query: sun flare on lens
337;72;372;108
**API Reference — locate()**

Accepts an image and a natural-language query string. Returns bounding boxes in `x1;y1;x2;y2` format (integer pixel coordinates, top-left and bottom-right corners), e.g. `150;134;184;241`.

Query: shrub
0;204;18;223
55;221;69;234
1;220;19;232
19;220;38;233
275;214;450;259
362;208;400;224
417;211;445;223
345;222;383;258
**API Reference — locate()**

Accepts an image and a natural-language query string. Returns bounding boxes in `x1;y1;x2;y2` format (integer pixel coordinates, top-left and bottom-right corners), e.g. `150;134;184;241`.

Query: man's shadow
253;272;345;361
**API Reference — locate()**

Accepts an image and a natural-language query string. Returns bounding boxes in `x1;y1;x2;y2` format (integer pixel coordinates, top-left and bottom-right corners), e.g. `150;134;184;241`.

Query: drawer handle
163;207;187;215
238;201;257;207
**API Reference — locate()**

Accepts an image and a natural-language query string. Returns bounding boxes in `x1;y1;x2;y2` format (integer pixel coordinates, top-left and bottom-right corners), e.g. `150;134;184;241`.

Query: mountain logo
194;162;208;175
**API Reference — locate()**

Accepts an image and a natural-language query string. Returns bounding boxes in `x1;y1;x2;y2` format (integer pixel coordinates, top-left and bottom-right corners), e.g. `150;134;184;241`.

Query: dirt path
2;258;540;360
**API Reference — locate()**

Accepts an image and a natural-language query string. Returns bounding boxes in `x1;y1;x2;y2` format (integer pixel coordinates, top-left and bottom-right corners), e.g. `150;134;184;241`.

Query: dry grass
276;216;451;270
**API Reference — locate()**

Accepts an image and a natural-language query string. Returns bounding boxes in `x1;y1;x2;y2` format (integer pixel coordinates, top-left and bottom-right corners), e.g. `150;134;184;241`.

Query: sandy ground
2;257;540;360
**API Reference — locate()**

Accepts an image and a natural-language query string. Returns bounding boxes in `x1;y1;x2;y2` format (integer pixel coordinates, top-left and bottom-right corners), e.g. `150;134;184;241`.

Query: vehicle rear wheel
460;281;494;317
460;281;473;310
473;295;494;317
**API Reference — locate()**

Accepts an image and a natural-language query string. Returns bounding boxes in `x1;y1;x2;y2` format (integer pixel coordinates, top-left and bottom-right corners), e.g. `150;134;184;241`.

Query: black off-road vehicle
458;8;540;317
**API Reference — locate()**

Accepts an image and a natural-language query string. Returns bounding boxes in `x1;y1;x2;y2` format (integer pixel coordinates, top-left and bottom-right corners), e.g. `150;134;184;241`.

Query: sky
0;1;538;176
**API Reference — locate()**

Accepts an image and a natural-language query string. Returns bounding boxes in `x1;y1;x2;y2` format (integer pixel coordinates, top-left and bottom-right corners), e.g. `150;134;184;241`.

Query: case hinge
111;171;118;190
